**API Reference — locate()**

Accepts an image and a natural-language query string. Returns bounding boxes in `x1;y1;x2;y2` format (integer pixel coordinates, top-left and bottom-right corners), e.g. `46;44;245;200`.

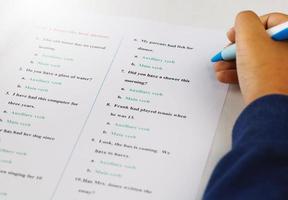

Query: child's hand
214;11;288;105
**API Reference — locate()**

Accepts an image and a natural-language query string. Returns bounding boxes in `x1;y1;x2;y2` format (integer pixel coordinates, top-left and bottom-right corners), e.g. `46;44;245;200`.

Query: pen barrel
271;28;288;41
222;44;236;61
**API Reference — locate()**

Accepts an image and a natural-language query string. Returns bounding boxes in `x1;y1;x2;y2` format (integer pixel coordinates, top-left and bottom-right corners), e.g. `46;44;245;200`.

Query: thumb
235;11;270;61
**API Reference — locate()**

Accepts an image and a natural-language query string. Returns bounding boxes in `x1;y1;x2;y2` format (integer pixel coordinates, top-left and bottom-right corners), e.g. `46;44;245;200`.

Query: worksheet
0;10;227;200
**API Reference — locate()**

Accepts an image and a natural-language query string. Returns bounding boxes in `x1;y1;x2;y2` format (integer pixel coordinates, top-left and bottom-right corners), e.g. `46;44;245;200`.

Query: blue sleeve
203;95;288;200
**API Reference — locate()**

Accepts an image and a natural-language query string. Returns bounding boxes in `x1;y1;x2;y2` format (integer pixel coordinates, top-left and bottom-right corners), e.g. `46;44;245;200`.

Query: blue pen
211;21;288;62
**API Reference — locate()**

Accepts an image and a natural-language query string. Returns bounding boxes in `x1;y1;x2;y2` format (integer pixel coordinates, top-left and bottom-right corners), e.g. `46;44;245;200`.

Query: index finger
260;12;288;29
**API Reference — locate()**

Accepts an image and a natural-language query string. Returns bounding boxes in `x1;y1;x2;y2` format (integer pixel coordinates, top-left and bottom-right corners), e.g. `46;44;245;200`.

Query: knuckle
236;10;256;20
216;72;227;83
269;12;287;17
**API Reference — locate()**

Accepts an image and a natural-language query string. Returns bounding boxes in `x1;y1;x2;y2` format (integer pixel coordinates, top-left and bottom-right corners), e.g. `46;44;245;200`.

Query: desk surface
1;0;287;199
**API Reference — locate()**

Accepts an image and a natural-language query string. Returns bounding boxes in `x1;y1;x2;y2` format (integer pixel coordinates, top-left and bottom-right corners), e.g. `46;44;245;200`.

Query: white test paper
0;12;227;200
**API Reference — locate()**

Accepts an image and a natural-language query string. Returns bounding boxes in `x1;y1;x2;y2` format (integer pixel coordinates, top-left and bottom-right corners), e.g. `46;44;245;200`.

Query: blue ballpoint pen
211;21;288;62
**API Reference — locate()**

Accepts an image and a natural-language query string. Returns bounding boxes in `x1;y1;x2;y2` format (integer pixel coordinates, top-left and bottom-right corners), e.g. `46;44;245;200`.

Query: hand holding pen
212;11;288;105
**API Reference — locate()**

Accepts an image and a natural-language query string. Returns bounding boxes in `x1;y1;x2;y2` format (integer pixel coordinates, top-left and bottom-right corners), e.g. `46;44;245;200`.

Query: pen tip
211;52;223;62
